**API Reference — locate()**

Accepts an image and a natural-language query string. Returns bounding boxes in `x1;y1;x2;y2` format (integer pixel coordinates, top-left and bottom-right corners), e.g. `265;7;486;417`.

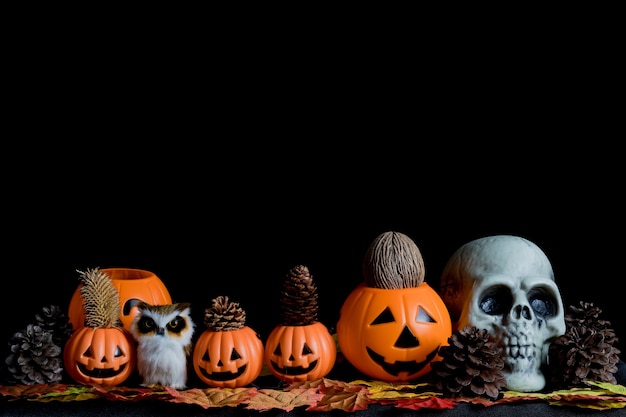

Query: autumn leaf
309;383;370;412
245;387;321;411
393;396;456;410
202;386;257;407
92;384;167;402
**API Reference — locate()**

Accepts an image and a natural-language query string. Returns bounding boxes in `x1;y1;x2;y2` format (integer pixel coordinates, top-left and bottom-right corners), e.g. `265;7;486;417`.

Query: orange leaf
308;385;370;412
202;387;258;407
245;387;321;412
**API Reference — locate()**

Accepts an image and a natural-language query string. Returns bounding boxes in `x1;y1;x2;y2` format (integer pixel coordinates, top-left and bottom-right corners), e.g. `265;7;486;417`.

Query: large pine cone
3;324;64;385
204;296;246;331
2;304;70;385
280;265;319;326
548;301;621;388
430;325;507;400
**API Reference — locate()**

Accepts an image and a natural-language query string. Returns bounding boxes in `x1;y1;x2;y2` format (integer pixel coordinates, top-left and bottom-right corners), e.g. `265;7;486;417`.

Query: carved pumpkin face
63;326;136;386
336;283;451;381
68;268;172;332
264;321;336;383
193;326;265;388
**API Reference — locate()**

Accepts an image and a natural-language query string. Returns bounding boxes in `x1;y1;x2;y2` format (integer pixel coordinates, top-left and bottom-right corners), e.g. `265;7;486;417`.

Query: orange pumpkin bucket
68;267;172;332
336;231;452;382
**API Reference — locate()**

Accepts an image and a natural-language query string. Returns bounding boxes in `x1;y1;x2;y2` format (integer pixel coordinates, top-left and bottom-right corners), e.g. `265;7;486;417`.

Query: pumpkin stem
77;267;122;328
362;231;425;289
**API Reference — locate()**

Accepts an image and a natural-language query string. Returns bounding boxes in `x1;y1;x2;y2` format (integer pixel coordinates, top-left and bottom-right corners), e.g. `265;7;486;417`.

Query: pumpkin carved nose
395;326;419;348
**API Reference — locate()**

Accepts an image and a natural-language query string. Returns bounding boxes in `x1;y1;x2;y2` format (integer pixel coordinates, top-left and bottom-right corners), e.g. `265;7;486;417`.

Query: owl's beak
156;327;165;336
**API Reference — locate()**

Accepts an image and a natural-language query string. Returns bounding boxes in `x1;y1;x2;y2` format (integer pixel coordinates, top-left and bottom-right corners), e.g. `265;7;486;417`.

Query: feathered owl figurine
130;301;195;389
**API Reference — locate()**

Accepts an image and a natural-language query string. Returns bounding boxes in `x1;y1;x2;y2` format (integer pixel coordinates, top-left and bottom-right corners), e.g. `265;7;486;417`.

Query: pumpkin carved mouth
77;363;128;379
366;347;439;377
269;359;318;376
198;364;247;381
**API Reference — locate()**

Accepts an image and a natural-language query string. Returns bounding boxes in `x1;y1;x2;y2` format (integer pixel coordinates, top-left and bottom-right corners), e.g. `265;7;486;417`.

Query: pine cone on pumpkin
280;265;318;325
204;296;246;331
430;325;507;400
548;301;621;388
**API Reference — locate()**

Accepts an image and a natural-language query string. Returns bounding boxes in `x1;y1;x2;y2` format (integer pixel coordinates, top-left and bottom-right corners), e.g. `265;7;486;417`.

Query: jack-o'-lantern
264;265;336;383
336;231;452;382
193;296;264;388
64;268;136;386
68;267;172;332
64;325;136;386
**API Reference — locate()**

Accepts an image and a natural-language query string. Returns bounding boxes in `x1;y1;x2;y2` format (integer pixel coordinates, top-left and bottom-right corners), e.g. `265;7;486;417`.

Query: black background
2;27;624;371
3;143;624;360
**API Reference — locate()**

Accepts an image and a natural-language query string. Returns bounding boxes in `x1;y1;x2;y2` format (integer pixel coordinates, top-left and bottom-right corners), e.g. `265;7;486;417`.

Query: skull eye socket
528;288;557;318
479;286;512;316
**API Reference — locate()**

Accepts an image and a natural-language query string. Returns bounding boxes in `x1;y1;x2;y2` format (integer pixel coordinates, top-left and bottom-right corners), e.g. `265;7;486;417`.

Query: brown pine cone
280;265;319;325
430;325;506;400
548;301;621;388
204;296;246;331
3;324;64;385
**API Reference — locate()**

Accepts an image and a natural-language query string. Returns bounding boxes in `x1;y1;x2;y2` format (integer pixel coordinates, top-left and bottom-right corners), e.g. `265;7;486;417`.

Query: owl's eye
167;316;187;334
138;317;156;333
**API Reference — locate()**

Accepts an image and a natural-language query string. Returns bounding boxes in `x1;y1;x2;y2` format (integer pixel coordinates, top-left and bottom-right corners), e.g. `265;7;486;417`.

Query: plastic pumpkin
64;325;136;386
336;231;452;382
68;267;172;332
265;321;336;383
64;268;136;386
264;265;336;383
193;296;264;388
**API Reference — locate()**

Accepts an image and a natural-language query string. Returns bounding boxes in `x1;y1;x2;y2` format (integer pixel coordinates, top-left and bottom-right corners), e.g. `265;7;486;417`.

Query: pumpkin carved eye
372;307;395;325
417;307;436;323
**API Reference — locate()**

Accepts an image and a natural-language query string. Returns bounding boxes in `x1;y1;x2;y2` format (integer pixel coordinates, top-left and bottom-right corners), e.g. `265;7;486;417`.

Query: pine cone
34;305;73;349
3;323;64;385
204;296;246;331
430;325;507;400
280;265;319;325
548;301;621;388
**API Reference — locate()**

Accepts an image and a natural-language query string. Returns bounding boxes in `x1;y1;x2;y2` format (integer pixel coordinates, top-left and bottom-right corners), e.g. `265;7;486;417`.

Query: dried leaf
93;384;167;401
245;387;321;411
309;384;369;412
165;387;214;408
393;396;456;410
202;387;257;407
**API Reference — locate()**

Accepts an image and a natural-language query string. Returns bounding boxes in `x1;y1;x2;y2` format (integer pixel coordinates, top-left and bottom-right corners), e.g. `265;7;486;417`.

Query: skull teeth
506;345;533;359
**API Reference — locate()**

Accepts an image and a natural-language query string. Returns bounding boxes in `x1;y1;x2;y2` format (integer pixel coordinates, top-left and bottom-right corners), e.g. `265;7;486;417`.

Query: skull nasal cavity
513;305;532;320
395;326;419;348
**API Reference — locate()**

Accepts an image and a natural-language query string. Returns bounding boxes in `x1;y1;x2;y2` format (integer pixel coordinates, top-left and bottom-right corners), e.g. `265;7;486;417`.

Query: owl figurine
130;301;195;389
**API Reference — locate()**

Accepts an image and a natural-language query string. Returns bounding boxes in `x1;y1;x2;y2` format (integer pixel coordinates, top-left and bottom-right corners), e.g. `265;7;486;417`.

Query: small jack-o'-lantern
193;296;264;388
336;231;452;382
68;267;172;332
64;268;136;386
264;265;336;383
64;325;136;386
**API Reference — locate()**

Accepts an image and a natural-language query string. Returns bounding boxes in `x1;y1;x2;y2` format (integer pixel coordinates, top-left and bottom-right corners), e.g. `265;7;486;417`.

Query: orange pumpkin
265;322;336;383
336;231;452;382
336;283;451;381
63;325;136;386
264;265;337;383
68;268;172;332
193;296;265;388
193;326;264;388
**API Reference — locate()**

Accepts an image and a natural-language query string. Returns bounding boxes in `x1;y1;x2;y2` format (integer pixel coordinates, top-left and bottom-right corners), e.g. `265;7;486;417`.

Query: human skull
439;235;565;392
